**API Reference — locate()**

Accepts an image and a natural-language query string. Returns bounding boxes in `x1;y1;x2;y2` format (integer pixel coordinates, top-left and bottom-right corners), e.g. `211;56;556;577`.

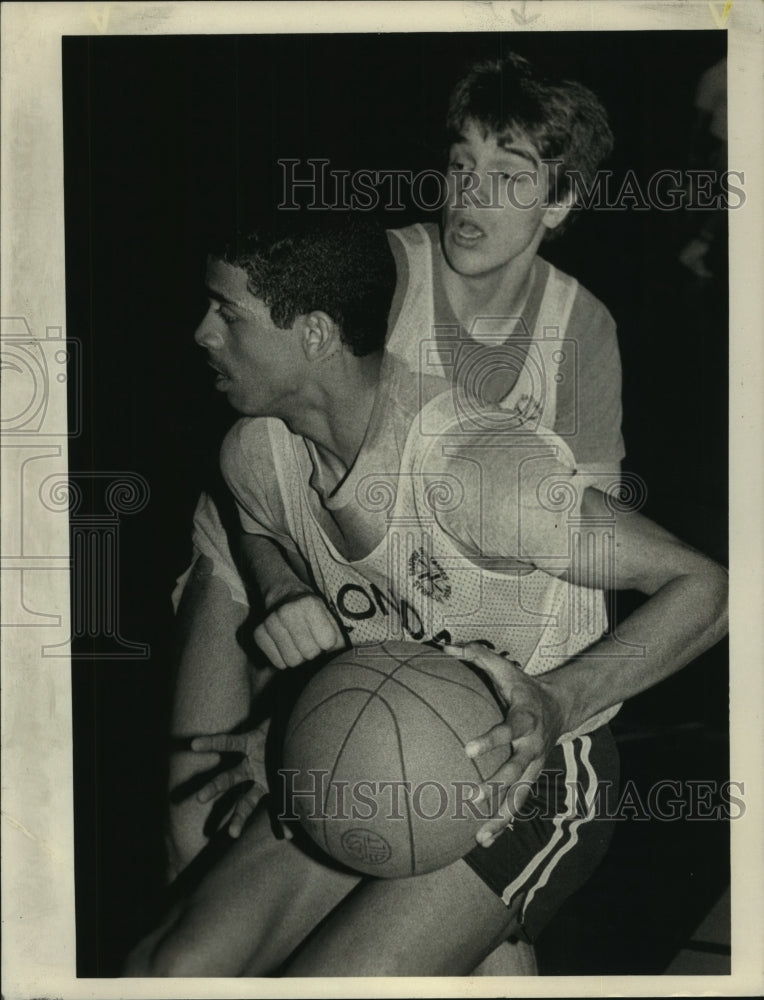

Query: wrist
537;671;580;737
262;581;313;612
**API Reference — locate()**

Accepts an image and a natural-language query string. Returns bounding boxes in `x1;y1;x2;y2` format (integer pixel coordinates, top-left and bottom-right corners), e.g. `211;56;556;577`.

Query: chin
444;248;494;278
225;391;253;415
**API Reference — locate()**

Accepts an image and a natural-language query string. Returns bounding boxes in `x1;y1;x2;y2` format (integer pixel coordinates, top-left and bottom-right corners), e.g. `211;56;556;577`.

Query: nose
473;169;497;208
448;168;493;213
194;310;224;349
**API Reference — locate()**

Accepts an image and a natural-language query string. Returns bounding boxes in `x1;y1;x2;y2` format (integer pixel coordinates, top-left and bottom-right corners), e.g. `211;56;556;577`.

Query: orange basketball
282;641;506;878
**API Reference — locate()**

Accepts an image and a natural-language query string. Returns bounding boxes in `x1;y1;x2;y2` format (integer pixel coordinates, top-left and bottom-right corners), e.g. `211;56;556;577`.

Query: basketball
282;641;507;878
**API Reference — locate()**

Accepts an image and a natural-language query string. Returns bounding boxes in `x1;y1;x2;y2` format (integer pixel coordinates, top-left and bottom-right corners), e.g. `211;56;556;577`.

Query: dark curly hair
216;214;396;357
446;52;614;233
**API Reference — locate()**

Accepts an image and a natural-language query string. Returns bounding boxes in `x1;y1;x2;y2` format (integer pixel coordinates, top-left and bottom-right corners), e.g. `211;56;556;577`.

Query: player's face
194;258;300;416
442;119;565;278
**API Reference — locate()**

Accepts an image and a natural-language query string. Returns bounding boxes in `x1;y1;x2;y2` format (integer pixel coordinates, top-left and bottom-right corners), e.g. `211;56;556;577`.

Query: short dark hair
216;214;396;357
447;52;613;221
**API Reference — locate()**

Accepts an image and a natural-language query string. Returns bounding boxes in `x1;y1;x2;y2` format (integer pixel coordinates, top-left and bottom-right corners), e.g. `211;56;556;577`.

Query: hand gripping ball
282;641;506;878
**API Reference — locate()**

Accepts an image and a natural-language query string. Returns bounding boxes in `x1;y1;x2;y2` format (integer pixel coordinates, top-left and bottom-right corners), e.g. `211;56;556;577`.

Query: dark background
63;31;729;976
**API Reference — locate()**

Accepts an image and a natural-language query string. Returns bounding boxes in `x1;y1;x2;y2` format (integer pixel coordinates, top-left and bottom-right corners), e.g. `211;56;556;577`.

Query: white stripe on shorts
500;735;596;910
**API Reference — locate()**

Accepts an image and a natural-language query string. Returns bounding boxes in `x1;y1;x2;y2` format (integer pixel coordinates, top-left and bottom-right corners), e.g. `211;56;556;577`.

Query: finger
473;776;529;845
228;786;266;838
196;767;239;804
512;745;546;791
472;733;539;805
270;609;329;665
262;614;307;665
292;596;345;655
464;721;515;761
243;728;267;757
475;749;548;843
254;623;289;670
191;733;245;754
255;619;302;669
442;643;522;688
476;810;515;847
474;756;524;808
280;599;345;660
478;731;542;788
303;603;346;652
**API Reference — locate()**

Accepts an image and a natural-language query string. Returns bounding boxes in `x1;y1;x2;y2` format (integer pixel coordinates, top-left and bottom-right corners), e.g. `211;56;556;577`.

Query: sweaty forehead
204;256;255;307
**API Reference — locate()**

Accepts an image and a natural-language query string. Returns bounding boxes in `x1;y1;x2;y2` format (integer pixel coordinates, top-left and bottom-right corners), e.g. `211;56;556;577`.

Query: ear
300;311;341;361
542;192;574;232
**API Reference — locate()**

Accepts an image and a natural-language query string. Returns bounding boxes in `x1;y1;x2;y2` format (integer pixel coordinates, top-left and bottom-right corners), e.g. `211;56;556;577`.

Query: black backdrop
63;31;729;976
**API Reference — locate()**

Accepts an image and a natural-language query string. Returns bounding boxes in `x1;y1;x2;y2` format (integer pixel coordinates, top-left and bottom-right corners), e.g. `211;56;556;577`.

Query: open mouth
451;220;486;247
207;360;232;388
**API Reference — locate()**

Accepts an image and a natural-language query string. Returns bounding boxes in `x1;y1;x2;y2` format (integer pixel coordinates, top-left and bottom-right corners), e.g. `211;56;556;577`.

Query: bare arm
446;487;728;843
239;532;346;669
544;487;728;732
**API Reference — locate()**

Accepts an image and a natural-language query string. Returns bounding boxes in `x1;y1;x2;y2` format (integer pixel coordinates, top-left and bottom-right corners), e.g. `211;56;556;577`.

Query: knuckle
462;641;485;658
491;723;512;744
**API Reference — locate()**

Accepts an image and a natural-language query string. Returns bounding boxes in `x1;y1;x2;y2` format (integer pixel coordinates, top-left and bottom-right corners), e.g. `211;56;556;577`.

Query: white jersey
222;366;619;742
387;223;578;435
178;223;623;608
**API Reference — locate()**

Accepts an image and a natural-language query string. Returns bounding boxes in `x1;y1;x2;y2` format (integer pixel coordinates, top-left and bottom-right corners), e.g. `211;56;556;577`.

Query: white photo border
1;2;762;997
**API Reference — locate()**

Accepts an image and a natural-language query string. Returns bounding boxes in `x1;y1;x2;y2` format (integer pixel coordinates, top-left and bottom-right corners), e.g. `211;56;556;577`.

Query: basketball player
125;214;727;977
167;55;623;897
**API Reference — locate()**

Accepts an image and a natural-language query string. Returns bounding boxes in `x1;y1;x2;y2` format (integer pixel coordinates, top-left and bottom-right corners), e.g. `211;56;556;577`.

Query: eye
213;303;238;325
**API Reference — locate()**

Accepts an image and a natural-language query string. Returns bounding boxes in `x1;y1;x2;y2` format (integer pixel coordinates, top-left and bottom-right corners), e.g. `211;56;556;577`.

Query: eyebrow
496;140;540;169
205;287;242;309
205;286;258;316
451;134;541;170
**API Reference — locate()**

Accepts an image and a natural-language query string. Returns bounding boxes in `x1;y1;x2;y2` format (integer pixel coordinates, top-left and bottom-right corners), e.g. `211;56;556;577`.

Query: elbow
685;559;728;648
707;562;729;643
662;556;728;648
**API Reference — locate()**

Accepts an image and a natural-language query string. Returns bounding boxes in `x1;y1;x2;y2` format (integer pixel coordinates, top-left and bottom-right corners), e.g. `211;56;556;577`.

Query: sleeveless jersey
386;223;579;436
224;382;619;742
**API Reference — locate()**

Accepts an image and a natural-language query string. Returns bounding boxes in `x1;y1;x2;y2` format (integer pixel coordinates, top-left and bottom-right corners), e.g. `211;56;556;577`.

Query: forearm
539;566;728;734
240;533;313;609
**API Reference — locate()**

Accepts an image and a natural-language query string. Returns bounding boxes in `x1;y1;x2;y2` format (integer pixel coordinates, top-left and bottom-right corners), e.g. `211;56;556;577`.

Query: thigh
167;559;273;877
127;808;362;977
282;857;519;977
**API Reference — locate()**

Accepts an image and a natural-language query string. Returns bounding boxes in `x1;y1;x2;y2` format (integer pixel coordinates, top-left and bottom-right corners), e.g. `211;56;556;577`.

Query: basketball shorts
462;724;619;942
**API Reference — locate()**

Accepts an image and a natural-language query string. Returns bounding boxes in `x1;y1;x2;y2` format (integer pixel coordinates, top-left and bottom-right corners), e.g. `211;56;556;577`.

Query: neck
284;350;384;469
440;245;538;332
